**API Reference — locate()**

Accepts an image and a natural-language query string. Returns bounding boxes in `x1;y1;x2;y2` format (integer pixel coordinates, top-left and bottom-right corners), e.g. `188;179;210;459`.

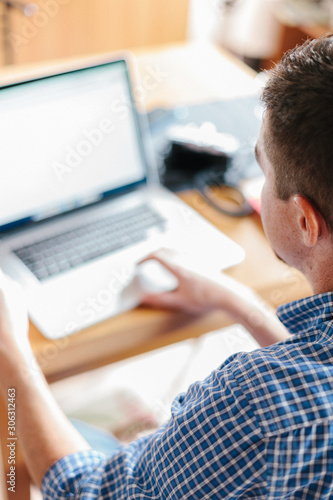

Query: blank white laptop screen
0;61;147;231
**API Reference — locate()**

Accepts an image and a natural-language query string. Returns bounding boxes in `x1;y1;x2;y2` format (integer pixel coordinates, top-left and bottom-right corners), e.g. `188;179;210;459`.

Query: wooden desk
0;41;312;499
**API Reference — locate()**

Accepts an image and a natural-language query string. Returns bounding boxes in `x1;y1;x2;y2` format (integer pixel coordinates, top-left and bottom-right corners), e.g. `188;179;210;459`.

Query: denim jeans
71;418;122;456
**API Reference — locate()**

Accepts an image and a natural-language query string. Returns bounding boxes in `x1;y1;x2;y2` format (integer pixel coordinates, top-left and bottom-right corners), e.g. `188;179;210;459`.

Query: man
1;33;333;498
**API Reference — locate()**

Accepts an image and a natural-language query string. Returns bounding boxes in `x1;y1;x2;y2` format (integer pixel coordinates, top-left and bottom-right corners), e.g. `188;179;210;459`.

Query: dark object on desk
195;165;253;217
147;95;262;190
161;121;253;216
164;140;228;174
163;120;239;172
147;95;262;216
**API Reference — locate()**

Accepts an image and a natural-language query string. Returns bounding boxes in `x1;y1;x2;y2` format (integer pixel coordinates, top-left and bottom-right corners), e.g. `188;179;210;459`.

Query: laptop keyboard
13;204;166;281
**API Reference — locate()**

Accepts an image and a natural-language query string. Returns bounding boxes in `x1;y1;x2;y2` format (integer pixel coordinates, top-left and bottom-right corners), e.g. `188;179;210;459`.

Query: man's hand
139;249;290;347
139;248;253;316
0;270;30;356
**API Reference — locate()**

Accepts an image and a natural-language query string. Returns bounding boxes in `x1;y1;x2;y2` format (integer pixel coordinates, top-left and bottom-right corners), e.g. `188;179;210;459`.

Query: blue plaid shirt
42;292;333;499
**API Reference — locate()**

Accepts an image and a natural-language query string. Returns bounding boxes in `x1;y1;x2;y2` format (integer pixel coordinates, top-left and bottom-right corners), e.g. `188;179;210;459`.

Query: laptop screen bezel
0;56;150;235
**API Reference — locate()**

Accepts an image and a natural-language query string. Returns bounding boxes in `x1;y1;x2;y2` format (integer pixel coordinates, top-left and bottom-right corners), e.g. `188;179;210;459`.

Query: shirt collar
277;292;333;335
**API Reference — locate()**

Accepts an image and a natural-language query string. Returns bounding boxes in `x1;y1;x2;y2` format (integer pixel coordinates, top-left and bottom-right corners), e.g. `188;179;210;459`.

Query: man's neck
302;251;333;296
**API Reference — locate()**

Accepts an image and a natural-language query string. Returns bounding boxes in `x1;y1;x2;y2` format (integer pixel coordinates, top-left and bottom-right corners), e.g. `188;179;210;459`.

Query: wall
0;0;189;66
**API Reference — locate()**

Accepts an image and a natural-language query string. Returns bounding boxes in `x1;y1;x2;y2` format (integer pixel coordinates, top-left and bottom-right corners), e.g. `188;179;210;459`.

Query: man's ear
293;195;322;247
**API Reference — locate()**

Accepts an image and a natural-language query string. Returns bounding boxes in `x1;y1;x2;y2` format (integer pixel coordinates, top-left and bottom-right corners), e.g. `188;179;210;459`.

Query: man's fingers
138;249;183;280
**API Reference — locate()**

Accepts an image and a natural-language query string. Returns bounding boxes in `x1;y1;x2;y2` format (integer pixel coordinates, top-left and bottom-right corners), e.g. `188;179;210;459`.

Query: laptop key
13;204;166;281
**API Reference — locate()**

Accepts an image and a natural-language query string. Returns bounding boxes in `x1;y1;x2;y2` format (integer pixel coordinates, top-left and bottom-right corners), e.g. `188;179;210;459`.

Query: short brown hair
262;33;333;231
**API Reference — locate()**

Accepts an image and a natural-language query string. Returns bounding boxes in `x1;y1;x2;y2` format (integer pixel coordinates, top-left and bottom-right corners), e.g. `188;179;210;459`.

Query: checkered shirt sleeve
42;355;267;499
42;292;333;499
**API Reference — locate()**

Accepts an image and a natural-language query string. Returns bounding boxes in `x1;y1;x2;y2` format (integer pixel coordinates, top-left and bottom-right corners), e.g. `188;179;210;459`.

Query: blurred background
0;0;332;70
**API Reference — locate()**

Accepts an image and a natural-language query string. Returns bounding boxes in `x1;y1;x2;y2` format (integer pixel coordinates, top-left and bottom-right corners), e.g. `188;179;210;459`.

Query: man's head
261;33;333;232
256;33;333;286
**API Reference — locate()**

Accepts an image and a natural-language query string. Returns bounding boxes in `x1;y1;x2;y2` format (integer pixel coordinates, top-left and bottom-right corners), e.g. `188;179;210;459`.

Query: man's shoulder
222;340;333;435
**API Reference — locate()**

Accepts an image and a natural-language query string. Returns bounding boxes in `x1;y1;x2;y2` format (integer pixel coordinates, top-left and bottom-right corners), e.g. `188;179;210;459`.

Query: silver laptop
0;55;245;339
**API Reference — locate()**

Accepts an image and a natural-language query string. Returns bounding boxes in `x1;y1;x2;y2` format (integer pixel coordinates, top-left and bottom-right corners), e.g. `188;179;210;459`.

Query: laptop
0;54;245;340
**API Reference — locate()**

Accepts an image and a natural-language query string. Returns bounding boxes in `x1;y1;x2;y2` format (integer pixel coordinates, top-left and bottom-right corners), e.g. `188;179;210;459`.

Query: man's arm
0;247;289;489
0;272;91;488
139;249;290;347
